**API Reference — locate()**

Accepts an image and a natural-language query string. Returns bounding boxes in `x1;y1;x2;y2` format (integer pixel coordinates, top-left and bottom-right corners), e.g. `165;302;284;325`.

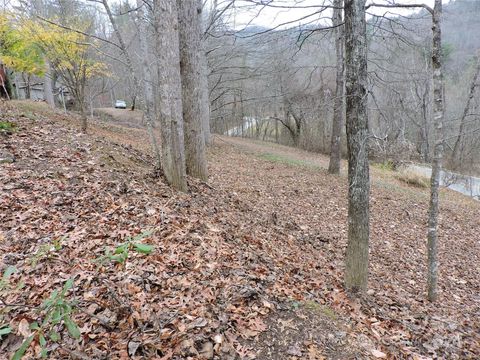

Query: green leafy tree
0;13;45;76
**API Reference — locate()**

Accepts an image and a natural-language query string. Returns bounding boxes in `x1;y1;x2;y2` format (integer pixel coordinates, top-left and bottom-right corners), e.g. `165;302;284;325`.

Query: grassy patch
14;100;49;113
259;152;320;170
395;170;429;188
302;301;337;320
373;160;396;172
374;178;428;199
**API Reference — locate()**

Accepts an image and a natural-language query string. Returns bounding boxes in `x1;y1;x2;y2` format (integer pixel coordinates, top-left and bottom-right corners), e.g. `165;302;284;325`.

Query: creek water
408;165;480;199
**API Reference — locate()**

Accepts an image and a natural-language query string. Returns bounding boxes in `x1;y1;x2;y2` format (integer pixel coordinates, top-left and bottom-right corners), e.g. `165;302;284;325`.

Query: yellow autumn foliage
0;12;106;79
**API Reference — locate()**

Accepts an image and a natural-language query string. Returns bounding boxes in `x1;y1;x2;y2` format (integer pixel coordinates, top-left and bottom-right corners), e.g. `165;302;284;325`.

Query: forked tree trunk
136;0;162;170
344;0;370;293
177;0;208;181
153;0;187;191
427;0;445;303
328;0;345;175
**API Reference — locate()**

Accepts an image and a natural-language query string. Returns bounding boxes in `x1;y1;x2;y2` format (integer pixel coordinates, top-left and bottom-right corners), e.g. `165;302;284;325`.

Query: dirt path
2;101;479;359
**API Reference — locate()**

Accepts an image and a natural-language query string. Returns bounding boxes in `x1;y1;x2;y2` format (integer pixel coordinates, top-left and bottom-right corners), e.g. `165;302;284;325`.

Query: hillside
0;101;479;359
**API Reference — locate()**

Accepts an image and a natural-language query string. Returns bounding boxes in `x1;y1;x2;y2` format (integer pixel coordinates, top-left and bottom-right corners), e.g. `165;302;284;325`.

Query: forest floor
1;100;479;359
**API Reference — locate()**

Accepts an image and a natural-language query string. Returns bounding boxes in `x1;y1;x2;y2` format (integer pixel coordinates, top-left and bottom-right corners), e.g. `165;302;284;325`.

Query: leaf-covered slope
0;101;479;359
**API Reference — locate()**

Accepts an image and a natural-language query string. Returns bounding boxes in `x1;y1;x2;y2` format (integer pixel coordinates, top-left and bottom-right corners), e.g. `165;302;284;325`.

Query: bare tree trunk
198;0;211;145
23;73;31;99
427;0;445;303
344;0;370;293
136;0;162;171
0;66;10;100
154;0;187;191
233;91;240;136
451;54;480;168
104;0;161;170
44;60;55;107
328;0;345;174
80;101;87;133
199;48;211;144
100;0;138;111
13;73;20;99
274;110;279;143
420;81;431;163
177;0;208;181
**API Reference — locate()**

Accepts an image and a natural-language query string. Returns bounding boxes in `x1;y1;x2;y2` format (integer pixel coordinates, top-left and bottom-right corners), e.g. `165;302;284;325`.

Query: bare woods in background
207;0;480;175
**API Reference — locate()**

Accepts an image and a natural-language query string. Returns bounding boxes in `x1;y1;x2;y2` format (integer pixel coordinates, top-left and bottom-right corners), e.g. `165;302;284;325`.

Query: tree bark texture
177;0;208;181
328;0;345;175
136;0;162;170
197;0;212;145
154;0;188;191
344;0;370;293
44;60;55;108
427;0;445;303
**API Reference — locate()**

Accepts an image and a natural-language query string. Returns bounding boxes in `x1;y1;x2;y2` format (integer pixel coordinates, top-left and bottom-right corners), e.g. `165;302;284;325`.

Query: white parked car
115;100;127;109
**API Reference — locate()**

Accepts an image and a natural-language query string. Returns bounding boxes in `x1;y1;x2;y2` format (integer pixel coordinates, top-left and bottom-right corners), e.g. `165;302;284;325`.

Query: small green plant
28;236;66;267
96;230;154;266
0;324;12;339
0;266;17;291
290;300;301;310
0;121;16;132
12;278;80;359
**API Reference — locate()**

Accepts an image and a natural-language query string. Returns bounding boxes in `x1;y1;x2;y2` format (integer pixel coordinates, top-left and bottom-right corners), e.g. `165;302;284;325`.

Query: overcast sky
226;0;448;29
2;0;449;30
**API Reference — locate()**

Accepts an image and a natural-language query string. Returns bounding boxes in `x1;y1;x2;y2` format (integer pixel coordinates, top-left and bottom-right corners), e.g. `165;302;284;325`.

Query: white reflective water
409;165;480;199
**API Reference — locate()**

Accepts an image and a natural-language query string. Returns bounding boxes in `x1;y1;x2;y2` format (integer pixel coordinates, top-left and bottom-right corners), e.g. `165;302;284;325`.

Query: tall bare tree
136;0;162;170
43;60;55;107
344;0;370;293
451;53;480;167
427;0;445;302
96;0;161;169
328;0;345;175
153;0;187;191
177;0;208;181
198;0;211;144
98;0;138;110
